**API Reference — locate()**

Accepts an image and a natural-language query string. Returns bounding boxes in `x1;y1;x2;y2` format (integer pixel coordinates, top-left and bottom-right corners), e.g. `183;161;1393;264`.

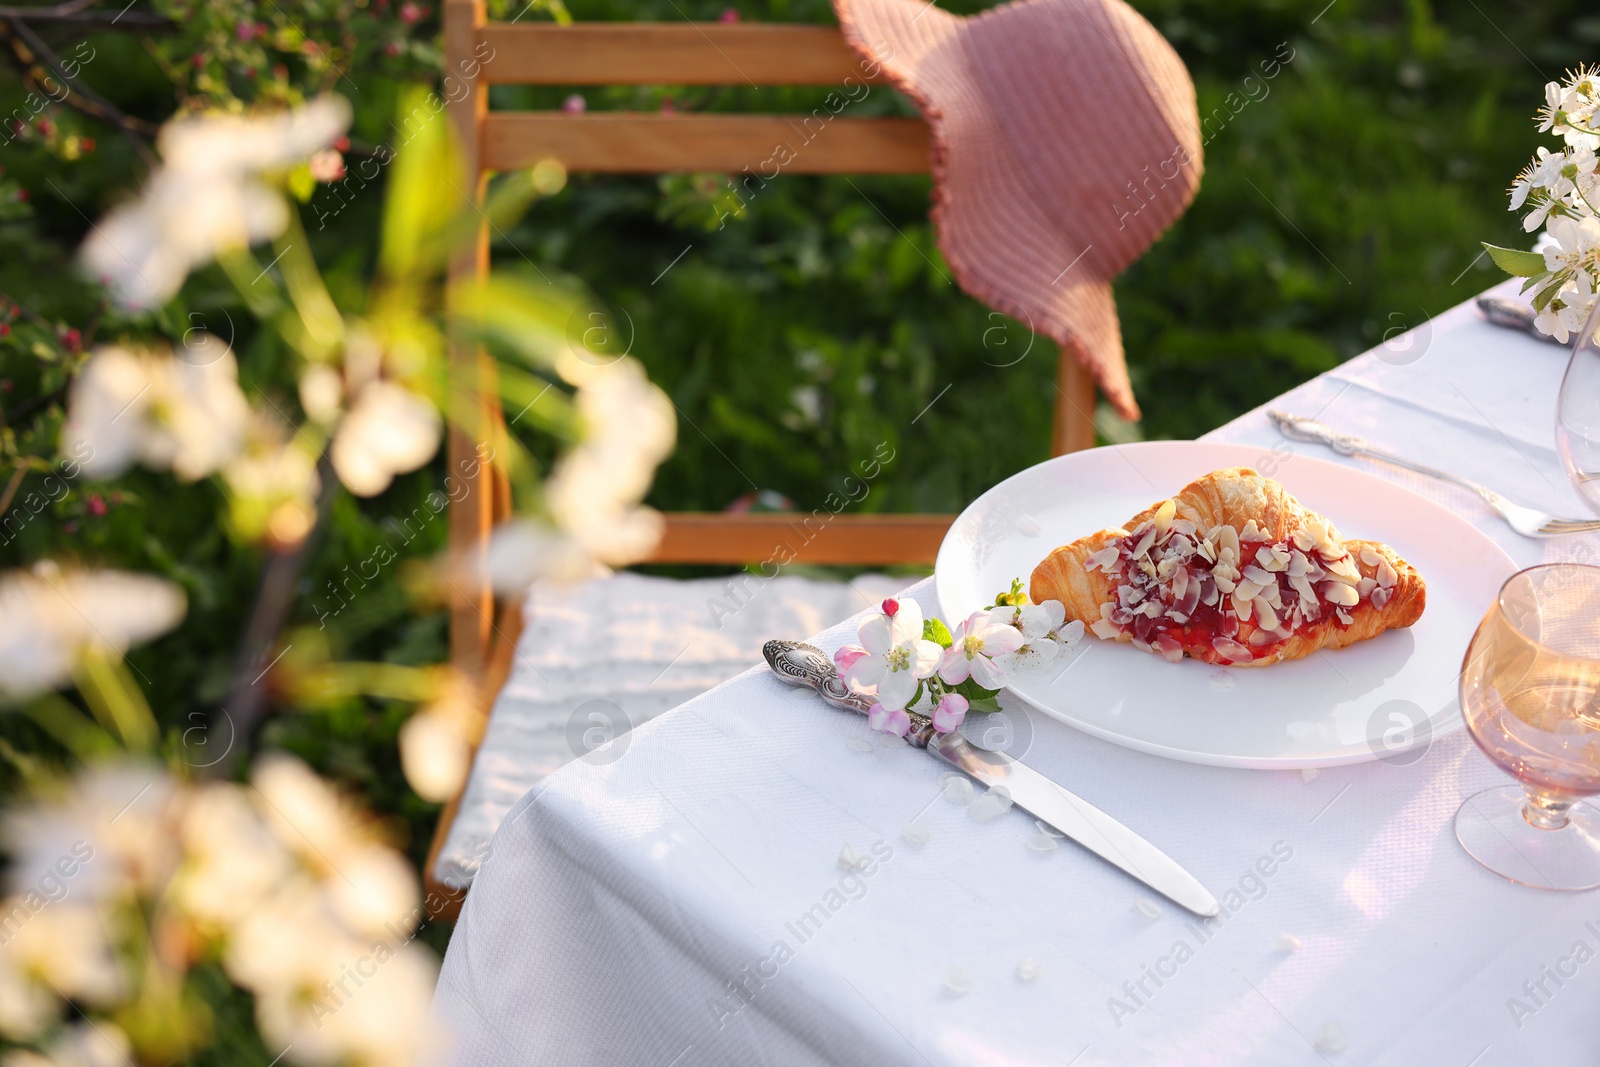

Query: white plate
934;441;1517;769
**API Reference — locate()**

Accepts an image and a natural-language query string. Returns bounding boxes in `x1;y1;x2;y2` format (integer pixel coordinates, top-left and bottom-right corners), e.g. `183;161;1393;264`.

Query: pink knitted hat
834;0;1203;420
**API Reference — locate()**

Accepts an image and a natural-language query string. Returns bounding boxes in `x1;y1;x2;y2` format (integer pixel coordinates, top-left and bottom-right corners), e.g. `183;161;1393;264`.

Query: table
433;280;1600;1066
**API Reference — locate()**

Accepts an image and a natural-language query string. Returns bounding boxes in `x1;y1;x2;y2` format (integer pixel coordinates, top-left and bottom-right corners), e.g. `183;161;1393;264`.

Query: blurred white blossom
0;568;185;702
80;96;351;309
61;338;250;482
329;380;442;497
398;674;482;803
2;1021;132;1067
0;755;448;1065
485;354;675;592
170;783;294;930
3;762;174;903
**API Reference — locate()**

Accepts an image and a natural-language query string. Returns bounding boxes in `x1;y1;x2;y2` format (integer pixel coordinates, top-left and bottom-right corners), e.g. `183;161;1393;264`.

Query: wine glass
1558;296;1600;515
1456;564;1600;890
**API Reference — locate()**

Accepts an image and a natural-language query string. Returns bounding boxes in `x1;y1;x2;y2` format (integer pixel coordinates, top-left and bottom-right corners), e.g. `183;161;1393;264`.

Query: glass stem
1523;787;1575;830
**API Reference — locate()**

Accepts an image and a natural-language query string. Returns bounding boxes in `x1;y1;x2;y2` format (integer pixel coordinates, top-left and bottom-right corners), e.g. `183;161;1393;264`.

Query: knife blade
928;731;1219;917
763;639;1220;918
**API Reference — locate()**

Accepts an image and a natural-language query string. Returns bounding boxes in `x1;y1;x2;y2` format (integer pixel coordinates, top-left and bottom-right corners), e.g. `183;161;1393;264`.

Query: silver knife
763;640;1221;918
1477;295;1568;346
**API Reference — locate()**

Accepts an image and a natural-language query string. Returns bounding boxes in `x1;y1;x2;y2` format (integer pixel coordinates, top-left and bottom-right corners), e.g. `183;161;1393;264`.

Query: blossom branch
0;13;158;165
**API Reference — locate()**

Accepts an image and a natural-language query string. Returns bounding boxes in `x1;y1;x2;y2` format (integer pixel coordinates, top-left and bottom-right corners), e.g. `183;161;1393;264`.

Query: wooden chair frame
425;0;1100;911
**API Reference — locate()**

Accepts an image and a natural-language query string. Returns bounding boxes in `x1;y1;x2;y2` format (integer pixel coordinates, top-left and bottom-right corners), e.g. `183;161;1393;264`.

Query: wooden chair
425;0;1101;911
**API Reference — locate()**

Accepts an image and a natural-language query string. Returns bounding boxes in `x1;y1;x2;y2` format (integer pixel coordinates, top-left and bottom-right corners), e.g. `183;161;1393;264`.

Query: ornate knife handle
762;640;937;748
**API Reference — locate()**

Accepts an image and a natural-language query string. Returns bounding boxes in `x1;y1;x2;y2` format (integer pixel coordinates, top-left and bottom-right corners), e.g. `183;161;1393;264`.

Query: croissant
1030;467;1425;668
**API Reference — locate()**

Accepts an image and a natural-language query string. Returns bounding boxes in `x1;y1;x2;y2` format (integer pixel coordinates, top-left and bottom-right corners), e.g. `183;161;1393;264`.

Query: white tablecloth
435;280;1600;1066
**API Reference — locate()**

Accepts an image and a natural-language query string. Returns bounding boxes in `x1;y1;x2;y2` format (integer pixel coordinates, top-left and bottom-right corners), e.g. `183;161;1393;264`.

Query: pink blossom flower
841;598;940;711
931;693;968;734
939;611;1022;689
867;702;911;737
833;645;867;673
562;94;586;115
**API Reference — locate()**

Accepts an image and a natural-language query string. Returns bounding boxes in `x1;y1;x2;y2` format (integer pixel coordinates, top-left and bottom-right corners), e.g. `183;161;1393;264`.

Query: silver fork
1266;410;1600;539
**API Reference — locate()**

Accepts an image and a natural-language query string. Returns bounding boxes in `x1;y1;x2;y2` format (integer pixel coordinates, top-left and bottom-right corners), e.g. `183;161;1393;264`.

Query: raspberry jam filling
1083;500;1399;665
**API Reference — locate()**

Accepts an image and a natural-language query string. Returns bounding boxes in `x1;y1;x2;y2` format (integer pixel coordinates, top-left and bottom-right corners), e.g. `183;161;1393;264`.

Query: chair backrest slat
483;112;928;173
478;23;884;86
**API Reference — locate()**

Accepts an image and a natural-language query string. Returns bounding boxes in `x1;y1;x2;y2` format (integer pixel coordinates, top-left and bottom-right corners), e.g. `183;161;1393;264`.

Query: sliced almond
1359;545;1382;568
1085;545;1119;571
1372;585;1392;610
1195;538;1218;564
1099;601;1116;620
1240;519;1265;541
1091;618;1121;639
1325;555;1362;584
1212;636;1253;662
1213;572;1237;595
1171;566;1189;601
1377;558;1398;589
1233;578;1262;602
1242;565;1275;587
1254;597;1280;631
1218;524;1240;558
1335;608;1353;625
1233;591;1255;622
1287;550;1310;577
1357;576;1377;599
1153;498;1177;536
1323;582;1359;607
1131;524;1157;559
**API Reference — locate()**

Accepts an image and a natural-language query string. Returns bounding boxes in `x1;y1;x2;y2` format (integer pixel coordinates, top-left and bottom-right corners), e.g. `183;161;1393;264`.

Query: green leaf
923;617;953;648
286;163;316;203
1482;242;1548;278
953;677;1002;712
380;87;462;282
1521;270;1552;294
1531;276;1567;313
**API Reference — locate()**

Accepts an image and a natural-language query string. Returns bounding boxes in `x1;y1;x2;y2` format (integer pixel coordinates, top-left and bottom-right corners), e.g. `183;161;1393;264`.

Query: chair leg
1052;345;1098;455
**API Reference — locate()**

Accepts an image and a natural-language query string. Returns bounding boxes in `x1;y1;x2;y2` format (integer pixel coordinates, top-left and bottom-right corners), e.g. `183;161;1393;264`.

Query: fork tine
1538;519;1600;534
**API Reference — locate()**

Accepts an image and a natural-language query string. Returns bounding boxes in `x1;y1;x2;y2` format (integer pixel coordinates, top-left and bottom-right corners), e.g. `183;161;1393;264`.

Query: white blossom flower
250;754;364;869
483;355;675;592
328;380;442;497
938;610;1023;689
482;519;604;593
3;762;176;903
543;355;676;563
80;96;351;309
1;905;123;1008
171;783;295;931
399;678;481;804
26;1022;132;1067
62;338;251;482
1542;214;1600;274
988;599;1084;672
325;844;420;941
842;598;941;711
0;568;185;702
